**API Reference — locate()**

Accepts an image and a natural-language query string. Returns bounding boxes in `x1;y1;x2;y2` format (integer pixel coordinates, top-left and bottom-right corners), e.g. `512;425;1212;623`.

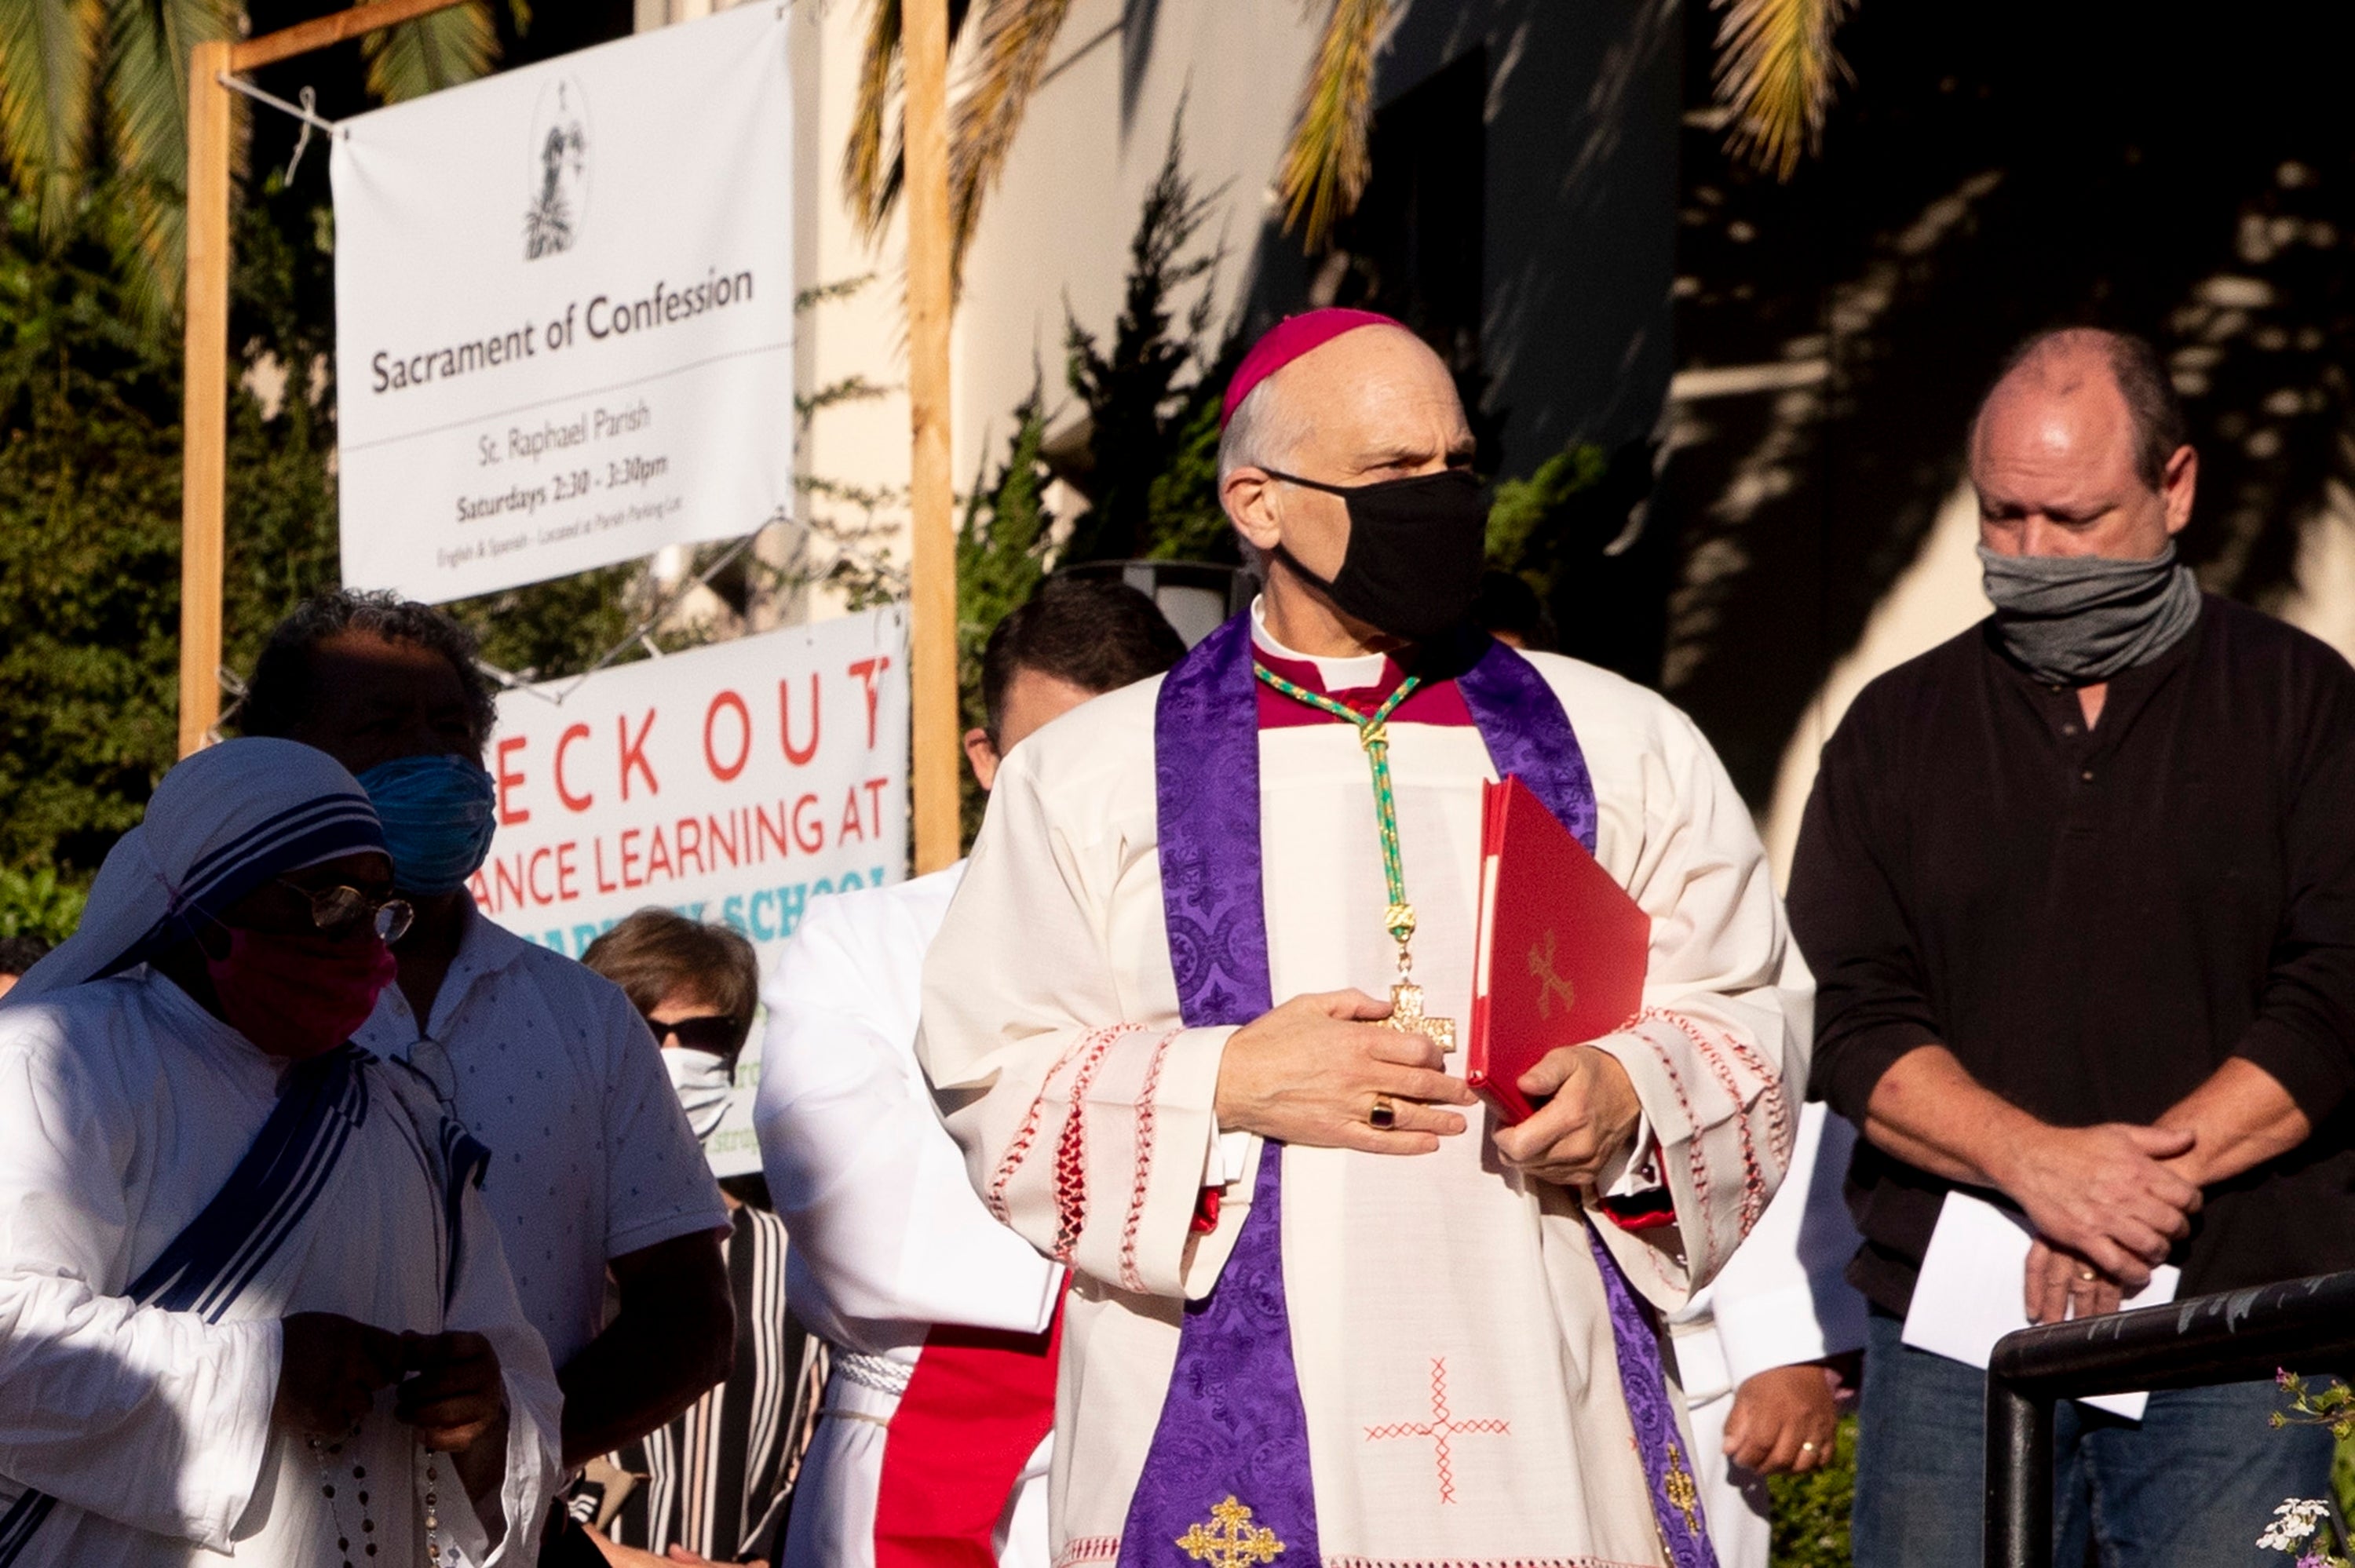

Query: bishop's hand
1215;989;1477;1155
1491;1045;1642;1187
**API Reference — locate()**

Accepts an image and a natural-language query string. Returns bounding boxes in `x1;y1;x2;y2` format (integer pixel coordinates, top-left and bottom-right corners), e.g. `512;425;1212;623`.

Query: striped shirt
586;1203;823;1560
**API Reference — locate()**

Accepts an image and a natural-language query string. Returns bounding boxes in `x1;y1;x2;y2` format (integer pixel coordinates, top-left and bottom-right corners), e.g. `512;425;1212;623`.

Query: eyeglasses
644;1014;744;1054
275;879;414;943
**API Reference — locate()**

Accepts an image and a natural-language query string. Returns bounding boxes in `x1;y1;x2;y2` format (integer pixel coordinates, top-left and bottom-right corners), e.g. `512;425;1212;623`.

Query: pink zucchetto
1218;308;1405;431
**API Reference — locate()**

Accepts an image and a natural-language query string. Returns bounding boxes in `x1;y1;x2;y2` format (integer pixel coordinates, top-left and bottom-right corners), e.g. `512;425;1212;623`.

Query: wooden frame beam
902;0;959;873
177;37;234;759
178;0;474;757
230;0;477;72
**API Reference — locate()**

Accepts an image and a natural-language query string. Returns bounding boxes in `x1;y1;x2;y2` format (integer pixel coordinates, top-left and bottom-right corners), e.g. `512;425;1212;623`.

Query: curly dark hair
239;589;499;749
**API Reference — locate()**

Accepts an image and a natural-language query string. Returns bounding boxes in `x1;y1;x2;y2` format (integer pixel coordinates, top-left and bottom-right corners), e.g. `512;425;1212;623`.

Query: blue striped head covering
5;738;388;1006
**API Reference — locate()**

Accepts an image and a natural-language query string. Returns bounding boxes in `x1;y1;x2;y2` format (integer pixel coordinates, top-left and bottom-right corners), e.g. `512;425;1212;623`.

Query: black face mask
1263;466;1489;642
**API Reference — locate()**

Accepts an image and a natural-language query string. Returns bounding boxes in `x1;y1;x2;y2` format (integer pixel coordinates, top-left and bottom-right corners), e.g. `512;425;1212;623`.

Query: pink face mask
204;928;397;1058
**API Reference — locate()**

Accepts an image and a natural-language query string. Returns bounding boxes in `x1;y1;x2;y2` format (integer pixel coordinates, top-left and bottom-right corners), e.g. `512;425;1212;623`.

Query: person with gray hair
1791;326;2355;1566
915;308;1806;1563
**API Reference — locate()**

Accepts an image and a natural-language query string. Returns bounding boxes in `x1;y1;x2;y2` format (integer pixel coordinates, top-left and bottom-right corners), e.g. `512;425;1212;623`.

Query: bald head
1218;325;1472;572
1970;328;2196;560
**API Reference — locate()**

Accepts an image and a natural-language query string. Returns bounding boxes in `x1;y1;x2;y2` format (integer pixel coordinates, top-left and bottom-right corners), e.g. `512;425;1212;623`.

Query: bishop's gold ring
1799;1441;1819;1454
1368;1095;1398;1130
2077;1267;2100;1283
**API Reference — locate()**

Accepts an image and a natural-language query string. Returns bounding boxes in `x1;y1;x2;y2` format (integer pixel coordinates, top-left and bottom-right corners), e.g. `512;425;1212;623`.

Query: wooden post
177;38;233;758
228;0;482;71
901;0;960;873
175;0;482;757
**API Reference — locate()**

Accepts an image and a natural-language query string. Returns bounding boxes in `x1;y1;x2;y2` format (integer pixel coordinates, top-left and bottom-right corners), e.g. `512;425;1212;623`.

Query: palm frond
0;0;104;235
946;0;1068;278
842;0;900;236
364;2;501;104
89;167;176;323
1711;0;1855;181
100;0;235;323
1274;0;1391;253
842;0;979;239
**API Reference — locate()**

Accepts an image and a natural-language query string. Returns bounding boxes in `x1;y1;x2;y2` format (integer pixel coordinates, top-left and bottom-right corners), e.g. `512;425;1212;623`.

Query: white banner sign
473;608;909;1175
332;3;793;603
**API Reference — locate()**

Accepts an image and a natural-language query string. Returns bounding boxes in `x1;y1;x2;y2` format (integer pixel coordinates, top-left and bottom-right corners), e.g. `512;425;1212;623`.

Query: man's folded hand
1994;1121;2200;1289
2023;1237;2131;1323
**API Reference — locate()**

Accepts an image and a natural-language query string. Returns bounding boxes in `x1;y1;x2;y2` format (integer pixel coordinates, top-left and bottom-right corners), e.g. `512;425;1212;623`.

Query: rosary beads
311;1430;452;1566
425;1456;444;1566
309;1435;377;1566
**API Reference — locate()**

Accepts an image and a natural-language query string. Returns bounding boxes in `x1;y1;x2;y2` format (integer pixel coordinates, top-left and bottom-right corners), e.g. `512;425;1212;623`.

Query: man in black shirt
1791;327;2355;1568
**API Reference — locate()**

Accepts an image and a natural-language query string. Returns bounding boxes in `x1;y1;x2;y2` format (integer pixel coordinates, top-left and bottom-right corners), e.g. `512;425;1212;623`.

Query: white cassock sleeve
1703;1103;1869;1388
440;1169;564;1564
0;1034;280;1550
756;889;1063;1341
1579;698;1814;1307
918;744;1230;1304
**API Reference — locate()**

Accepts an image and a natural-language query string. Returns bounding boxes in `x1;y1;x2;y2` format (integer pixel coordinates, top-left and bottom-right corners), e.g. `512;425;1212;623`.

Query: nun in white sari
0;738;561;1567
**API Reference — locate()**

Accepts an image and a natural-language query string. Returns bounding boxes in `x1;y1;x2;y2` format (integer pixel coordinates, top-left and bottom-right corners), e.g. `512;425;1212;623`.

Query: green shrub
0;866;86;944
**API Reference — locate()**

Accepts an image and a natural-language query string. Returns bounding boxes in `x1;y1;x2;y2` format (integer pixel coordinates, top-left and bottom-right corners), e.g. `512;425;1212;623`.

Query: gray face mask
1976;542;2203;684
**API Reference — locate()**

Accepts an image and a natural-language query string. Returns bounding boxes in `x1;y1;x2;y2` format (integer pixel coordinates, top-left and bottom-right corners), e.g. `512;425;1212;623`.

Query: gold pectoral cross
1379;903;1455;1052
1385;980;1455;1054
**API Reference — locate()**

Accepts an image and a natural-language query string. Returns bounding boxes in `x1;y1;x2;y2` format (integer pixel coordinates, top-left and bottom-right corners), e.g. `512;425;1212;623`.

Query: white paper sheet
1901;1191;2178;1420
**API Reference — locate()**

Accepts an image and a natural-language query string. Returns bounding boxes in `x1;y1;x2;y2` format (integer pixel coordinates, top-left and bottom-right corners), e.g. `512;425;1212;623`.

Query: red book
1466;775;1652;1124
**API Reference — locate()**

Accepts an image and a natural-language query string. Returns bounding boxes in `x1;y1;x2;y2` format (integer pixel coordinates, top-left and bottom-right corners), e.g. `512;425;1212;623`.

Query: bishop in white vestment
0;741;562;1568
918;312;1807;1567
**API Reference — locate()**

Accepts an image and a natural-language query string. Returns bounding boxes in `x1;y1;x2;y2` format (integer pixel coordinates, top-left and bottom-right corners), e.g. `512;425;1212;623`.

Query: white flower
2258;1499;2331;1552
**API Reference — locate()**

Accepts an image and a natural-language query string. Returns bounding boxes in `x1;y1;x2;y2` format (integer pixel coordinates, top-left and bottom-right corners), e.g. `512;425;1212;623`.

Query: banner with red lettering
473;606;909;1174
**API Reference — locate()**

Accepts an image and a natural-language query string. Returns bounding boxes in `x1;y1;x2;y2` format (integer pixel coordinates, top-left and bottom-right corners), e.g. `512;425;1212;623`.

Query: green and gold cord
1252;663;1424;965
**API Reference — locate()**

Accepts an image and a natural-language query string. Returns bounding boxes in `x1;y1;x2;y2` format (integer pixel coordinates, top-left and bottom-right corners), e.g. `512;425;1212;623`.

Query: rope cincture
1251;663;1425;979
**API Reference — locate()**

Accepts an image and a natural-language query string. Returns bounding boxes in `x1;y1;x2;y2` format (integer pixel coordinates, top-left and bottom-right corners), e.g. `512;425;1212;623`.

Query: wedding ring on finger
1368;1094;1397;1130
2076;1267;2099;1283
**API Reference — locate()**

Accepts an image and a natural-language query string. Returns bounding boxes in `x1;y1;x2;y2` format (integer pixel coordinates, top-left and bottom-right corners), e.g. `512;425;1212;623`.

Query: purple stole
1125;613;1717;1568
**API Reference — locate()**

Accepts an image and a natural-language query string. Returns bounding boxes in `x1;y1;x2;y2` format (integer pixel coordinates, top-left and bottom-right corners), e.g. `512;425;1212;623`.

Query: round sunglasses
272;878;414;943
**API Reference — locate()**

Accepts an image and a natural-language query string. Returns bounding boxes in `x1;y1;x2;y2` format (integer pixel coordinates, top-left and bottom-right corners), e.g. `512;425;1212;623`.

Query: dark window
1321;49;1488;383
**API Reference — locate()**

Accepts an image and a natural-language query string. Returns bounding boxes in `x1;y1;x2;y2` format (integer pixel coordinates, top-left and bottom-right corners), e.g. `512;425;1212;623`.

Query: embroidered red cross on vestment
1363;1357;1510;1504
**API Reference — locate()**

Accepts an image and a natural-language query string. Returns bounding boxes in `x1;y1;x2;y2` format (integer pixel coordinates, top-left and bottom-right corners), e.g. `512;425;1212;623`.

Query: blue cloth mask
356;754;498;897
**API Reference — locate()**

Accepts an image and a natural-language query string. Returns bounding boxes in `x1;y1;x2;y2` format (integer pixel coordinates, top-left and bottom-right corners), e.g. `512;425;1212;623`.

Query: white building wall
640;0;1681;622
950;2;1324;479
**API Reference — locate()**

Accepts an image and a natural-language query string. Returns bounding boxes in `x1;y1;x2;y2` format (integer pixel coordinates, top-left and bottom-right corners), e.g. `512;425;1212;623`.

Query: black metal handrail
1984;1269;2355;1567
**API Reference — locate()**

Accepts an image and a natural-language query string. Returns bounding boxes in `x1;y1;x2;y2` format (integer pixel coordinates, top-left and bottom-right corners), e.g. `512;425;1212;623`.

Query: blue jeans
1853;1310;2335;1568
